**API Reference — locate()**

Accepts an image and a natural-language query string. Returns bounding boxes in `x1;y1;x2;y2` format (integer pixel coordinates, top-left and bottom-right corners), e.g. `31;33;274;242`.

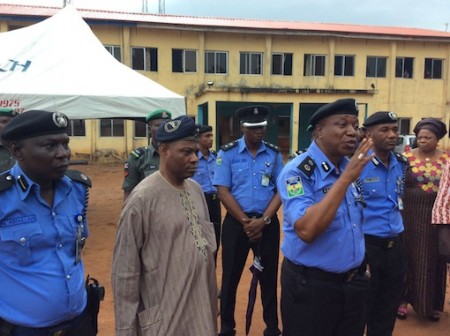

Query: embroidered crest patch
286;176;304;198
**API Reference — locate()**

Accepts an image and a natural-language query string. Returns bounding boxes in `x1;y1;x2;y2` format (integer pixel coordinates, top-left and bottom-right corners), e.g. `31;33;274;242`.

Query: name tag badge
398;197;404;210
261;174;270;187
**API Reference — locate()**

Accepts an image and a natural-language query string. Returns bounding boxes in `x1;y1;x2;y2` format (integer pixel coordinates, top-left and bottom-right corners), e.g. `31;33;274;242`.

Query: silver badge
354;100;359;112
52;112;68;128
388;112;398;121
253;108;259;115
164;120;182;133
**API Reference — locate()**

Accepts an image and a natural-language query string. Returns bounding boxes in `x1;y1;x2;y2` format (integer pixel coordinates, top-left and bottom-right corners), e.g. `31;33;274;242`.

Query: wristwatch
263;216;272;225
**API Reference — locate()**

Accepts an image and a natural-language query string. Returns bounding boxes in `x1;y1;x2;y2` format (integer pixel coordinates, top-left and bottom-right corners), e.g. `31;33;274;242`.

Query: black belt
365;234;402;249
286;258;359;283
204;192;218;201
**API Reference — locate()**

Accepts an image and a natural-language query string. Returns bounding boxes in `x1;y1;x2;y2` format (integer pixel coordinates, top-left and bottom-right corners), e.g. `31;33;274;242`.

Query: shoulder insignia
130;147;146;159
263;141;280;152
221;140;238;151
394;152;408;164
211;150;217;156
65;169;92;188
297;156;316;177
0;173;15;192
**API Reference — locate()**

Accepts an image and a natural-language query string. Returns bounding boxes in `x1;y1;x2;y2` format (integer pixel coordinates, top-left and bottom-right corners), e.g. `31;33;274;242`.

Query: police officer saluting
0;108;17;173
214;106;283;336
360;112;407;336
122;109;172;200
0;110;95;336
191;124;222;263
277;98;373;336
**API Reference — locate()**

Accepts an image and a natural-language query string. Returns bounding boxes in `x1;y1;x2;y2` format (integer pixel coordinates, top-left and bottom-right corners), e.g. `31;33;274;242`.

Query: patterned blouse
404;150;449;193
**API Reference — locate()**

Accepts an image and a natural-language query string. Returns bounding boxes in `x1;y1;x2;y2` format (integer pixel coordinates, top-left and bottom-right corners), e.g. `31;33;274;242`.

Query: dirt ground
80;163;450;336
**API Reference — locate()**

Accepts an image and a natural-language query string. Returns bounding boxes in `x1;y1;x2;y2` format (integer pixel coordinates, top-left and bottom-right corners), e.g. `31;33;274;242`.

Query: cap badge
161;111;169;118
52;112;68;128
164;120;182;133
354;100;359;112
388;112;398;121
253;108;259;115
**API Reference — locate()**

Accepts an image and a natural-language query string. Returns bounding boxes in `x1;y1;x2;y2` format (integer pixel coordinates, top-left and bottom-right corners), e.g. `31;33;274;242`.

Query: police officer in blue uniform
214;105;283;336
0;108;17;173
191;124;221;263
122;109;172;200
0;110;95;336
277;98;373;336
360;112;407;336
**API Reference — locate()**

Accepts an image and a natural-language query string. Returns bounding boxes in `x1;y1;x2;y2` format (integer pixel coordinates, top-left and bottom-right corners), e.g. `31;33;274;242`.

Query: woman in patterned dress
397;118;448;321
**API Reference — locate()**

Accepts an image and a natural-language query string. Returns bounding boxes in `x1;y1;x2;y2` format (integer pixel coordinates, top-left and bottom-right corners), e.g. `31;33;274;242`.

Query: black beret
363;111;398;128
1;110;69;141
145;109;172;123
235;105;269;127
0;108;17;118
157;116;199;143
413;118;447;139
198;125;213;134
308;98;359;131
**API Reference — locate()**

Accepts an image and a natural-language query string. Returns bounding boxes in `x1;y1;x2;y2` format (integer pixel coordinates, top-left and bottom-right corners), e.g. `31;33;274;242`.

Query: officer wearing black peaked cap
214;105;283;336
359;110;408;335
277;98;374;336
0;110;96;335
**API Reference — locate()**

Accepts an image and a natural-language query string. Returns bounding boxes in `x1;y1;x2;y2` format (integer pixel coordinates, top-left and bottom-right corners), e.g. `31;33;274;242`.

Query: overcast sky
3;0;450;31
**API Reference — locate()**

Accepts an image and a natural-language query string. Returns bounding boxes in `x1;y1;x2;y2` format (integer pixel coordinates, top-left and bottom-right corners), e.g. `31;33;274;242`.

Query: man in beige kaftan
112;116;218;336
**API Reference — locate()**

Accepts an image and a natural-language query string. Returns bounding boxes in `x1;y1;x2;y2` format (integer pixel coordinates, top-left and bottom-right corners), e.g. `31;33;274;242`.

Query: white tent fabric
0;6;186;119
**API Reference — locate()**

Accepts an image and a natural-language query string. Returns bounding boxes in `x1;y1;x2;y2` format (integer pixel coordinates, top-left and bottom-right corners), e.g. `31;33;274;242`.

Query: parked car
395;134;416;153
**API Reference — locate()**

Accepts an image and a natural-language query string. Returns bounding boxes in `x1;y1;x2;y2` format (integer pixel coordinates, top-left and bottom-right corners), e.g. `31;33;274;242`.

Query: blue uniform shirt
192;149;217;194
213;136;283;214
277;141;365;273
0;164;88;327
360;150;406;237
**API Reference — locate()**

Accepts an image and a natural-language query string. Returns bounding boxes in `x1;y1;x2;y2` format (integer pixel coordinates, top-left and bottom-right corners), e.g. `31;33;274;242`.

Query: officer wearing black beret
0;110;95;335
0;108;17;172
214;105;283;336
360;110;407;336
122;109;172;200
277;98;373;336
192;124;221;264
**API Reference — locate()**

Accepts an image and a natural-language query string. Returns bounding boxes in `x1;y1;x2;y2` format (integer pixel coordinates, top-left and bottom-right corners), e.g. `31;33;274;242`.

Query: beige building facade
2;4;450;160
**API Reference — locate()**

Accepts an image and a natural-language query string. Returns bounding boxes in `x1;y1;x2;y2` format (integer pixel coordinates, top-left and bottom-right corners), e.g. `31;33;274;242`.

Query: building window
304;54;326;76
172;49;197;73
240;52;263;75
398;118;411;135
134;120;148;138
131;47;158;71
105;45;121;62
424;58;443;79
100;119;124;137
396;57;414;78
272;53;293;75
67;119;86;137
334;55;354;76
366;56;387;78
205;51;228;74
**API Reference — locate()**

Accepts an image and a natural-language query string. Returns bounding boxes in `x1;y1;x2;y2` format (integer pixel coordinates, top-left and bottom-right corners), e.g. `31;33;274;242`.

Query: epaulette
297;156;316;177
394;152;408;165
65;169;92;188
130;147;146;159
211;150;217;156
263;141;280;152
221;140;238;151
0;172;15;192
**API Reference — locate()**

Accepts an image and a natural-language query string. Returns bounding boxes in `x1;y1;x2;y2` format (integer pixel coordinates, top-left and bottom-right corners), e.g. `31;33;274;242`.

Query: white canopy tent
0;5;186;119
